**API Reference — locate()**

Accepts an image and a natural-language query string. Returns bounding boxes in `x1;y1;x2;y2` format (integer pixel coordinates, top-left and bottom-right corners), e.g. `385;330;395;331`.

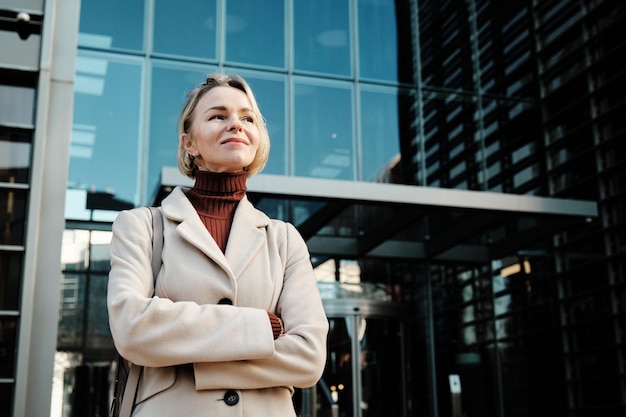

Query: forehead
198;86;251;108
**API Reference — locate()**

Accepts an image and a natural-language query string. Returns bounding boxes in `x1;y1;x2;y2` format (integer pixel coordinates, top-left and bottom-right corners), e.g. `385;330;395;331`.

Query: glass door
303;299;407;417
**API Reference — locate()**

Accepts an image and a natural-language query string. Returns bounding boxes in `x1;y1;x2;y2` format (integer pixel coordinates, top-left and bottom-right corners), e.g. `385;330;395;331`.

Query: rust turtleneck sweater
185;170;247;253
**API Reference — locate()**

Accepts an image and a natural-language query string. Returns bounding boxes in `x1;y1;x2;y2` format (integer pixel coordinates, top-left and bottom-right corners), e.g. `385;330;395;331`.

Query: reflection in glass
225;0;284;68
321;318;354;417
58;273;85;349
358;0;413;83
360;88;403;182
293;0;351;76
153;0;217;59
89;230;112;272
233;73;287;175
0;188;26;246
61;230;90;272
0;136;31;184
78;0;144;51
149;63;214;201
294;81;354;179
70;55;142;208
86;274;111;348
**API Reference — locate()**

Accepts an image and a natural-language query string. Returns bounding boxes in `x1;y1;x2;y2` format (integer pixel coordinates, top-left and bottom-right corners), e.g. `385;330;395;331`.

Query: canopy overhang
157;167;598;265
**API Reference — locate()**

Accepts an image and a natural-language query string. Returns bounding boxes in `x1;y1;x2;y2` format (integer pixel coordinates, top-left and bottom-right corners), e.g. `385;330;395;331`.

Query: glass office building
1;0;623;416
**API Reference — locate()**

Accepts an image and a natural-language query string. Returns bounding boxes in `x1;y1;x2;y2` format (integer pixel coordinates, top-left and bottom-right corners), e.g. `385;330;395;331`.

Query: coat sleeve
193;222;329;389
107;208;276;367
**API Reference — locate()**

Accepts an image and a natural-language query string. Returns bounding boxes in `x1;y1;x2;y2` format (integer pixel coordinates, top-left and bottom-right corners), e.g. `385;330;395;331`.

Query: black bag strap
111;206;164;417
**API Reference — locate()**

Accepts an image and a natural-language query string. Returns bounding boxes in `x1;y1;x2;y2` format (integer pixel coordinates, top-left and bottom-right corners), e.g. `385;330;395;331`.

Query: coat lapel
161;188;270;279
225;196;270;279
162;187;231;274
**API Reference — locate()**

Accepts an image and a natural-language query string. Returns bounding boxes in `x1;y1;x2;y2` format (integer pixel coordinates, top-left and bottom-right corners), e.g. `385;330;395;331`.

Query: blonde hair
177;73;270;178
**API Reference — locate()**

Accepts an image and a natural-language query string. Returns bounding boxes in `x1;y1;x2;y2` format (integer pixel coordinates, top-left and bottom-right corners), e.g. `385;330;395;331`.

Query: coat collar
160;186;271;278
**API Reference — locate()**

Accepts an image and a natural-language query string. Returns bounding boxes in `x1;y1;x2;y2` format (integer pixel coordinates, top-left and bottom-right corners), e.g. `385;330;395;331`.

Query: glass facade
17;0;620;417
59;0;624;416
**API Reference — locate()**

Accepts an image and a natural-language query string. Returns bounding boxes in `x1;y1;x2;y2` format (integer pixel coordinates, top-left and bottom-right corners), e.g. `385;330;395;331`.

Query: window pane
225;0;284;68
86;274;111;348
294;80;354;179
0;188;26;246
58;273;85;349
360;88;406;182
0;85;35;126
61;230;90;272
236;72;287;175
149;62;215;200
153;0;217;59
0;128;31;184
90;231;113;272
70;54;142;209
78;0;144;51
293;0;351;76
358;0;413;83
0;251;22;311
0;30;40;70
0;316;17;378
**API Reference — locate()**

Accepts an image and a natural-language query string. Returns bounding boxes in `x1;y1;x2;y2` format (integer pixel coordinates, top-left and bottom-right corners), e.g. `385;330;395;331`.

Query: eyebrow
204;105;254;114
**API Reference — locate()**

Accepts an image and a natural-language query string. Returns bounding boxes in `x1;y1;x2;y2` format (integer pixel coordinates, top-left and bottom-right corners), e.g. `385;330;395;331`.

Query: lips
221;137;248;145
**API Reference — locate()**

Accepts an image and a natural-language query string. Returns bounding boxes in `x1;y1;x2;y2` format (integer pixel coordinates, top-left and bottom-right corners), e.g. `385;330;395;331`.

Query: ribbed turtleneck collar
191;170;247;196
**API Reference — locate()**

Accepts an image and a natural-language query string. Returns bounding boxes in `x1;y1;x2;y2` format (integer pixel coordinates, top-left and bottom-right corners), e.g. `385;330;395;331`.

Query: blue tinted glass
149;63;215;201
294;81;354;179
293;0;351;76
78;0;144;51
358;0;399;82
225;0;285;68
153;0;217;59
70;55;142;208
238;73;287;175
360;88;402;182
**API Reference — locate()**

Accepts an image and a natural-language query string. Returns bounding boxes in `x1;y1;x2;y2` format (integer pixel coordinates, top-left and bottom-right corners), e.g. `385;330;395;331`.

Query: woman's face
182;86;259;173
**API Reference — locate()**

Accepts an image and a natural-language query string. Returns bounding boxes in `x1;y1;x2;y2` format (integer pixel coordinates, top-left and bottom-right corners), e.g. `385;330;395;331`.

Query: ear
181;133;197;156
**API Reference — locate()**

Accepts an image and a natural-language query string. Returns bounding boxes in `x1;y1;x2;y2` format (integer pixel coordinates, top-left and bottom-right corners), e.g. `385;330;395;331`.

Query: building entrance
300;291;408;417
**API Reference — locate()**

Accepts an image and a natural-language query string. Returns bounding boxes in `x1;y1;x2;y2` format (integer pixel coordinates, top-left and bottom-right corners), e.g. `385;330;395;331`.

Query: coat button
223;390;239;405
218;298;233;305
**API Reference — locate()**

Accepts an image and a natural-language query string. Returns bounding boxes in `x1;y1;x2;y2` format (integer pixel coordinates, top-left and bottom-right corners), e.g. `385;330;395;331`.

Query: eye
209;114;226;121
243;116;255;123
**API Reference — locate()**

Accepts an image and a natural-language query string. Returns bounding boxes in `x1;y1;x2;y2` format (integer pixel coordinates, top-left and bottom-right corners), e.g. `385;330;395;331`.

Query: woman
107;73;329;416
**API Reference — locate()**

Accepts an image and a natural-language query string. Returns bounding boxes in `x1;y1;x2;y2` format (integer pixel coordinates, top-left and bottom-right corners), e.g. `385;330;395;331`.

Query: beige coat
108;186;329;416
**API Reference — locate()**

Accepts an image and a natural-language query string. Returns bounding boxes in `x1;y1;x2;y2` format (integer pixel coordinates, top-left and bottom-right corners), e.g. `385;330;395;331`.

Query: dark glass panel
0;188;27;246
86;274;111;348
57;273;85;349
0;251;22;311
320;317;354;416
0;383;13;417
0;127;31;184
0;316;17;378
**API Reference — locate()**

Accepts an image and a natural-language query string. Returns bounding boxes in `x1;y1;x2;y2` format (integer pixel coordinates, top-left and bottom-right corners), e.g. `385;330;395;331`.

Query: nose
228;117;243;132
